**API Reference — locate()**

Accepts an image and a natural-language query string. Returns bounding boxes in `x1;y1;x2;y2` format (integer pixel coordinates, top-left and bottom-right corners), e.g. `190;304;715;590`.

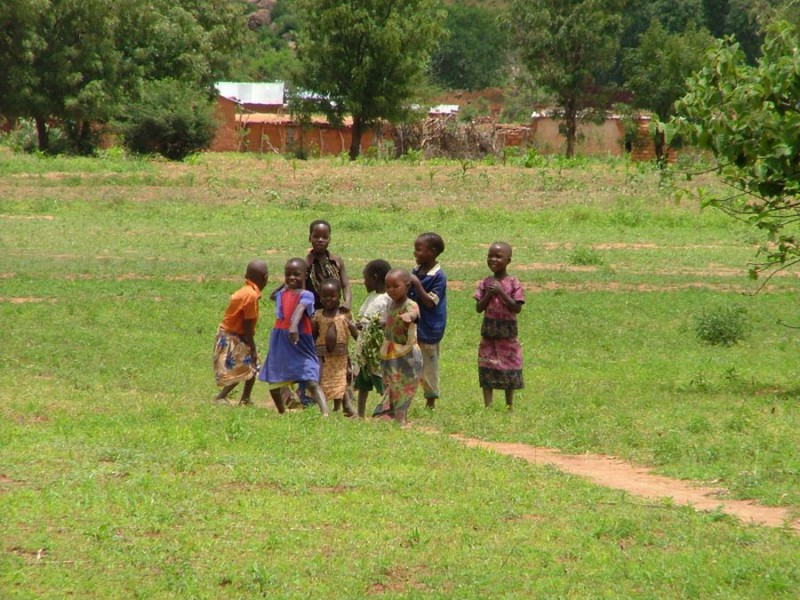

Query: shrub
568;247;604;266
693;305;749;346
119;80;218;161
4;119;71;155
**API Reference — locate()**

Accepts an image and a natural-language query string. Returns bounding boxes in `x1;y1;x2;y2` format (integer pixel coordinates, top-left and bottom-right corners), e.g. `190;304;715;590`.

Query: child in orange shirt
213;260;268;405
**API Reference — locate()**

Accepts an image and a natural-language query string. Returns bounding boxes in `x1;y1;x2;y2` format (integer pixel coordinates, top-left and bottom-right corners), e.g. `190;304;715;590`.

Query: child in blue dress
259;258;329;416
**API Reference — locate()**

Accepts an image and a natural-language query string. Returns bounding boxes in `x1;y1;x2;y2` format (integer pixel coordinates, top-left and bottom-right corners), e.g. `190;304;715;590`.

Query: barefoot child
373;268;422;425
213;260;268;405
313;278;358;416
474;242;524;409
354;259;392;417
408;232;447;409
306;219;352;310
258;258;329;416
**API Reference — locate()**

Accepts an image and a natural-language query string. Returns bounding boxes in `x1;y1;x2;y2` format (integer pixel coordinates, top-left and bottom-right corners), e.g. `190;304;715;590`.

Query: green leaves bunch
118;80;218;161
671;20;800;278
355;315;384;376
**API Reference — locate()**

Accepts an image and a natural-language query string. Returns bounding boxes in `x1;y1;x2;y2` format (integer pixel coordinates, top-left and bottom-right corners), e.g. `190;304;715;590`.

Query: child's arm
344;309;359;340
492;281;522;314
475;285;493;313
288;302;308;344
311;313;320;340
336;256;352;310
268;283;285;301
242;319;258;359
409;274;436;309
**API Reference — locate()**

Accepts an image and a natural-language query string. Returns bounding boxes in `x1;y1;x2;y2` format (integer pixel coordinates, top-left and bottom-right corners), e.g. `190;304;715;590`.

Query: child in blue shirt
408;232;447;409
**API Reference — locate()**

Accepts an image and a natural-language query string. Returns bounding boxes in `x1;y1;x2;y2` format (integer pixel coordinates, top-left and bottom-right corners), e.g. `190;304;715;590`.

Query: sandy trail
446;433;799;531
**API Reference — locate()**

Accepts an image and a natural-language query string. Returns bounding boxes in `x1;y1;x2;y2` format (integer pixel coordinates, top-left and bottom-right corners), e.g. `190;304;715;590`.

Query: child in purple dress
259;258;329;416
474;242;524;410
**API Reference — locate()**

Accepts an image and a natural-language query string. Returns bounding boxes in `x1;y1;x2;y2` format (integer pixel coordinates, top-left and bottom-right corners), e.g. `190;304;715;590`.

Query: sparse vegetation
2;151;800;597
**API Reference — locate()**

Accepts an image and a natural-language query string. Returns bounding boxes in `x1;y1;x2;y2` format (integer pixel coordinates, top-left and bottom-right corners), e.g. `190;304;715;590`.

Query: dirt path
447;433;799;531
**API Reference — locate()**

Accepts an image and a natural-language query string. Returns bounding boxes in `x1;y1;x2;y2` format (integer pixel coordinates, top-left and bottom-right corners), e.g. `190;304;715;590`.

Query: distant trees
509;0;623;157
431;4;508;91
0;0;249;155
295;0;445;160
623;22;714;160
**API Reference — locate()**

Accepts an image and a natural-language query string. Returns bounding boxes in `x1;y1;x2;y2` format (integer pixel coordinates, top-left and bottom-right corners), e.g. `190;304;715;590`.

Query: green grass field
2;148;799;597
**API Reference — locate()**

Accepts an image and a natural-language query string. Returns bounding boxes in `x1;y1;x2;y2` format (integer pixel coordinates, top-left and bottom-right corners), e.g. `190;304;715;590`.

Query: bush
693;305;749;346
3;119;72;155
119;80;218;161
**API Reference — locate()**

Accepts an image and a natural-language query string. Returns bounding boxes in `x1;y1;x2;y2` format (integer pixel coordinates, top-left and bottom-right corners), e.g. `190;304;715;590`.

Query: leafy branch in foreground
668;20;800;280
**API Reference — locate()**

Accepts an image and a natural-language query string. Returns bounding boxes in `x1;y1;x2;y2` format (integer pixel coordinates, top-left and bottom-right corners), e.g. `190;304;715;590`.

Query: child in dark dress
306;219;352;310
474;242;524;410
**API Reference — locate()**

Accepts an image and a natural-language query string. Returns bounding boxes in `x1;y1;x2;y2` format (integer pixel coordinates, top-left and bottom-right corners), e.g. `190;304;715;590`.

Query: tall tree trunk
564;100;577;159
35;117;49;153
654;128;666;167
349;115;363;161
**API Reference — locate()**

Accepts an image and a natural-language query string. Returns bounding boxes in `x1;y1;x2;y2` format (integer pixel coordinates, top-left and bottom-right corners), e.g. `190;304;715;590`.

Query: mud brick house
211;81;381;155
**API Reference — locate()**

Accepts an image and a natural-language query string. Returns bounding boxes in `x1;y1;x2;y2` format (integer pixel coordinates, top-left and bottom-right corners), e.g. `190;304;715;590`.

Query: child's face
363;267;378;293
413;238;436;266
319;284;340;310
487;244;511;275
284;262;306;289
309;224;331;254
385;272;408;302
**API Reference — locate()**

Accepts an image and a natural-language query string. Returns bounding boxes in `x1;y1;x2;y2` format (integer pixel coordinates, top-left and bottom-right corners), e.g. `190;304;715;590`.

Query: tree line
1;0;798;160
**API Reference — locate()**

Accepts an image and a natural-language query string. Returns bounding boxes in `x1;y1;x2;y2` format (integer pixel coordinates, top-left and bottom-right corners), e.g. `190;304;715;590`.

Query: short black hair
309;219;331;235
364;259;392;280
320;277;341;293
285;257;307;272
417;232;445;256
386;267;411;283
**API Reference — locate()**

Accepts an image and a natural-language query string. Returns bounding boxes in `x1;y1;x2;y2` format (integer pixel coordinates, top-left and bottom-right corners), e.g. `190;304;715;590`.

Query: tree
431;4;508;91
119;79;218;161
509;0;623;157
295;0;445;160
670;20;800;279
623;21;714;160
0;0;119;153
0;0;248;153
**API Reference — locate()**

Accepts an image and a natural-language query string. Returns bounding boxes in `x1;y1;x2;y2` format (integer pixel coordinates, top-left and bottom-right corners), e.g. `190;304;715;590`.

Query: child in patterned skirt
313;278;358;416
474;242;524;410
373;268;423;425
213;260;268;405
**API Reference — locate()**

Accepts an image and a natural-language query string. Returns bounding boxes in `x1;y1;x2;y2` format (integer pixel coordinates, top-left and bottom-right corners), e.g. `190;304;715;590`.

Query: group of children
212;219;525;423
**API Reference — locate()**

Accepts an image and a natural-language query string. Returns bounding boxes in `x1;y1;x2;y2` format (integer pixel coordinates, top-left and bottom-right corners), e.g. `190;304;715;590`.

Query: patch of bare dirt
0;215;54;220
367;566;432;595
443;280;781;294
0;297;56;304
450;434;799;531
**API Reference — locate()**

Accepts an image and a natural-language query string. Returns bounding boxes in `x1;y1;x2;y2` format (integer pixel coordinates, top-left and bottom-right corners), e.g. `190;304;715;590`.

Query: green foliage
568;246;605;266
0;0;248;153
3;118;70;155
623;22;715;120
671;20;800;278
509;0;623;157
118;80;219;161
694;305;749;346
296;0;446;159
431;3;508;90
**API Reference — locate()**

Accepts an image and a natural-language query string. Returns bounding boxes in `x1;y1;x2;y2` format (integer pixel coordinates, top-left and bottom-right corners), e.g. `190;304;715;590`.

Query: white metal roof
215;81;285;105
